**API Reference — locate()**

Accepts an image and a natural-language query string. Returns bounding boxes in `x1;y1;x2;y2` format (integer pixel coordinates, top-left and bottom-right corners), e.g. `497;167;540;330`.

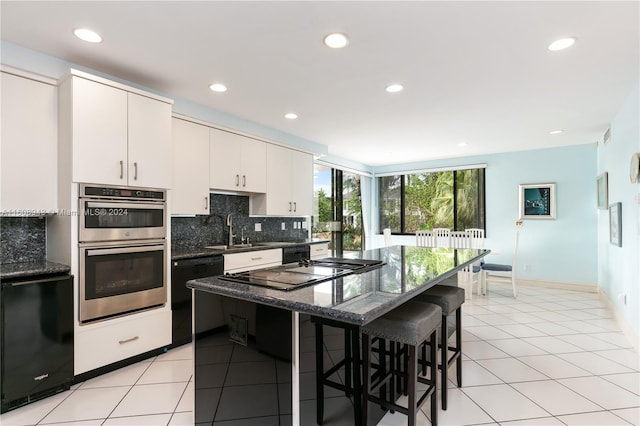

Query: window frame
378;166;486;235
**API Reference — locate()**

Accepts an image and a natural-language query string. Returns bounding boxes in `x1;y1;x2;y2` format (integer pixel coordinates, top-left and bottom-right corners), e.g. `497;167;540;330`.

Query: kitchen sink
204;244;253;250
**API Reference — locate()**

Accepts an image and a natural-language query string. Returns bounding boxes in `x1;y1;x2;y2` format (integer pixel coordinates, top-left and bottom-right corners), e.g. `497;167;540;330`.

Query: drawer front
75;309;171;374
310;243;329;259
223;248;282;272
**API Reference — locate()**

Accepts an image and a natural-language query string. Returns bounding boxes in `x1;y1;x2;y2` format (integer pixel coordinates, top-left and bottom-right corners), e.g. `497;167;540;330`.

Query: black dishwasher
1;274;74;413
171;255;224;348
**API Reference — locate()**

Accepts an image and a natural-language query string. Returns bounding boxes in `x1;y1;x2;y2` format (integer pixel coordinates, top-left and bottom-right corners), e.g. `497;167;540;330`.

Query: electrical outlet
618;293;627;305
255;223;261;232
523;264;531;272
281;222;286;230
293;222;299;229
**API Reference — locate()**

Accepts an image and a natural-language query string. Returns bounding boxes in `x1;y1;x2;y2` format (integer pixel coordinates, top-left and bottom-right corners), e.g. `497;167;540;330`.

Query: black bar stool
311;316;362;425
362;301;441;426
415;285;465;410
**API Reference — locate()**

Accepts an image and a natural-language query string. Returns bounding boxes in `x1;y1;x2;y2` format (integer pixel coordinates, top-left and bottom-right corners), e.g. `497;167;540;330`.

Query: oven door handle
85;201;164;210
87;245;165;256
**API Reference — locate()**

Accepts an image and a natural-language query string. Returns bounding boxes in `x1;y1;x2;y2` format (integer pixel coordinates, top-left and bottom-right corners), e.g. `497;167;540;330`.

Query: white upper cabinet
209;128;266;193
127;92;172;189
251;144;312;216
1;70;57;213
171;118;210;215
60;70;173;188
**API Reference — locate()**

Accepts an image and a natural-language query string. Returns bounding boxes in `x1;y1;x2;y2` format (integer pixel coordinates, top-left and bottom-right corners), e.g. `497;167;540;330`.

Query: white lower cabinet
223;248;282;273
309;242;330;259
74;309;171;375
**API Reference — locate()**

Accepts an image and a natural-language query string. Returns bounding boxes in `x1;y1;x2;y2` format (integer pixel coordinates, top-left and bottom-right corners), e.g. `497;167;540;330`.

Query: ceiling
1;1;638;167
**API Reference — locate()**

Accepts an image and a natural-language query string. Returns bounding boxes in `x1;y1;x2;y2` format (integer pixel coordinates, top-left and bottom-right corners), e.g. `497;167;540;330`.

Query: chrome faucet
226;214;235;246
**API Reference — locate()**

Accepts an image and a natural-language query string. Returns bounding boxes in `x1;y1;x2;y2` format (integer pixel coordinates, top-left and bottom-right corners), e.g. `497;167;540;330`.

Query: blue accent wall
597;85;640;336
373;143;598;286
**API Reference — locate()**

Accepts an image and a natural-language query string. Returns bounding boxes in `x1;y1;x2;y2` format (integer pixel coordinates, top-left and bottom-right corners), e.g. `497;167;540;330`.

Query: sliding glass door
312;165;363;256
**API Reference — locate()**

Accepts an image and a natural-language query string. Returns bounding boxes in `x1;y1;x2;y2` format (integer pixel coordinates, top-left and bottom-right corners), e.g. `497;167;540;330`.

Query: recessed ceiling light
549;129;564;135
209;83;227;93
73;28;102;43
323;33;349;49
548;37;576;51
457;142;468;147
284;113;298;120
385;84;404;93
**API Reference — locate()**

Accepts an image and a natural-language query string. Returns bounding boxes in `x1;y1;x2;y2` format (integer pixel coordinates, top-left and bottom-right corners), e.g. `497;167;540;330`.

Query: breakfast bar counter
187;245;489;425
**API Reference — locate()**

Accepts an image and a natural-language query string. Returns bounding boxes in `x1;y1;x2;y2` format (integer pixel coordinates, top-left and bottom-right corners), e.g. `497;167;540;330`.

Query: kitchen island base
194;297;389;425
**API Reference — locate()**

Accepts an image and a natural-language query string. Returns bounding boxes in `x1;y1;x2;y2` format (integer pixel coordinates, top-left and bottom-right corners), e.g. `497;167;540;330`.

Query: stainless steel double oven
78;184;167;324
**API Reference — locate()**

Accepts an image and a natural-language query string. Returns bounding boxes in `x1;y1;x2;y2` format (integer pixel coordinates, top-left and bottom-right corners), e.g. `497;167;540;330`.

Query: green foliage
379;169;482;233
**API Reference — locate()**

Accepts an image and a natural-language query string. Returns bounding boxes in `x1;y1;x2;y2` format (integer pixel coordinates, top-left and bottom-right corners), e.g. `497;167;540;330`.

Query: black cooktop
218;257;385;291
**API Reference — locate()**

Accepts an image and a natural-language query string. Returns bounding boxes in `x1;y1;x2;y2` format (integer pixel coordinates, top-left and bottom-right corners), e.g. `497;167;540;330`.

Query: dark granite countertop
171;239;329;260
1;260;71;281
187;245;489;326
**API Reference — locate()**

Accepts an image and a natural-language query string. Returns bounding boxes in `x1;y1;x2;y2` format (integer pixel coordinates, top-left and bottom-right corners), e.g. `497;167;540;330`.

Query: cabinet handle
119;160;124;179
34;374;49;381
251;257;263;261
289;202;292;212
119;336;139;344
134;162;138;180
293;202;297;212
235;174;240;186
204;196;209;210
243;175;246;187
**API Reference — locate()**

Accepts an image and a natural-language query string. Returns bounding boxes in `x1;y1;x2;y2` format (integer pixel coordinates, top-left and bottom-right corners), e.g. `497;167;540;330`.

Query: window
379;168;485;234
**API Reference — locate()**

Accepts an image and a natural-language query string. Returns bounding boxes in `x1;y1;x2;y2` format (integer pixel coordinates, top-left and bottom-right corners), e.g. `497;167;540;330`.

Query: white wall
597;85;640;338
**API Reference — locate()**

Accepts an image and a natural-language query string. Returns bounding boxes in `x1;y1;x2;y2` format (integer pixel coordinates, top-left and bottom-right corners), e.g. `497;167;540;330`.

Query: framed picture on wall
596;172;608;209
609;202;622;247
519;183;556;219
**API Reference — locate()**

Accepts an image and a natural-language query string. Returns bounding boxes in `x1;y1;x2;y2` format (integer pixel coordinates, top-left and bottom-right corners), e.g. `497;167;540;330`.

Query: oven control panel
81;184;165;201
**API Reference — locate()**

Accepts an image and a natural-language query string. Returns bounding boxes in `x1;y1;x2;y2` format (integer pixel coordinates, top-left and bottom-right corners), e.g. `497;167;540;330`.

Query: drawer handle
251;257;263;261
314;248;324;252
34;374;49;381
119;336;139;345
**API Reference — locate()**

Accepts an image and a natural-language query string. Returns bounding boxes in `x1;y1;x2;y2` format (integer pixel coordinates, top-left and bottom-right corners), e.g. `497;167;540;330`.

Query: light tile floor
1;282;639;425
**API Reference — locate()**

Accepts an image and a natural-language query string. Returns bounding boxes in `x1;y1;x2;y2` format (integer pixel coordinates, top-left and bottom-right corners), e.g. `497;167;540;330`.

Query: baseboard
598;289;640;353
514;277;598;293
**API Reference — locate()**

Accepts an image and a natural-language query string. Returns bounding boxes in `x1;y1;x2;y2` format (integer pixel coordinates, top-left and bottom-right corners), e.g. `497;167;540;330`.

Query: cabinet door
265;144;293;215
171;118;210;215
240;138;267;193
1;72;57;213
72;77;128;185
290;150;313;215
210;128;241;191
128;93;172;189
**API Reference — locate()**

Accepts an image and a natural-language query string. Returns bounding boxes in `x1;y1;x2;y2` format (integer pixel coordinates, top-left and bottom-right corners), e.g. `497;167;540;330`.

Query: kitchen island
187;245;488;425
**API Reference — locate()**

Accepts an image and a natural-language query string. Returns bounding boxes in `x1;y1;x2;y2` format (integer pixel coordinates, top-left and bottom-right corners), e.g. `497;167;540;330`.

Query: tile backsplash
171;193;309;252
0;217;46;264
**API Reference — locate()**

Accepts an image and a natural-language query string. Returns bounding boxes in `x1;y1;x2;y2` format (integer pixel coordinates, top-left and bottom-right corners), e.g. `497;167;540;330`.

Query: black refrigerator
1;274;74;413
